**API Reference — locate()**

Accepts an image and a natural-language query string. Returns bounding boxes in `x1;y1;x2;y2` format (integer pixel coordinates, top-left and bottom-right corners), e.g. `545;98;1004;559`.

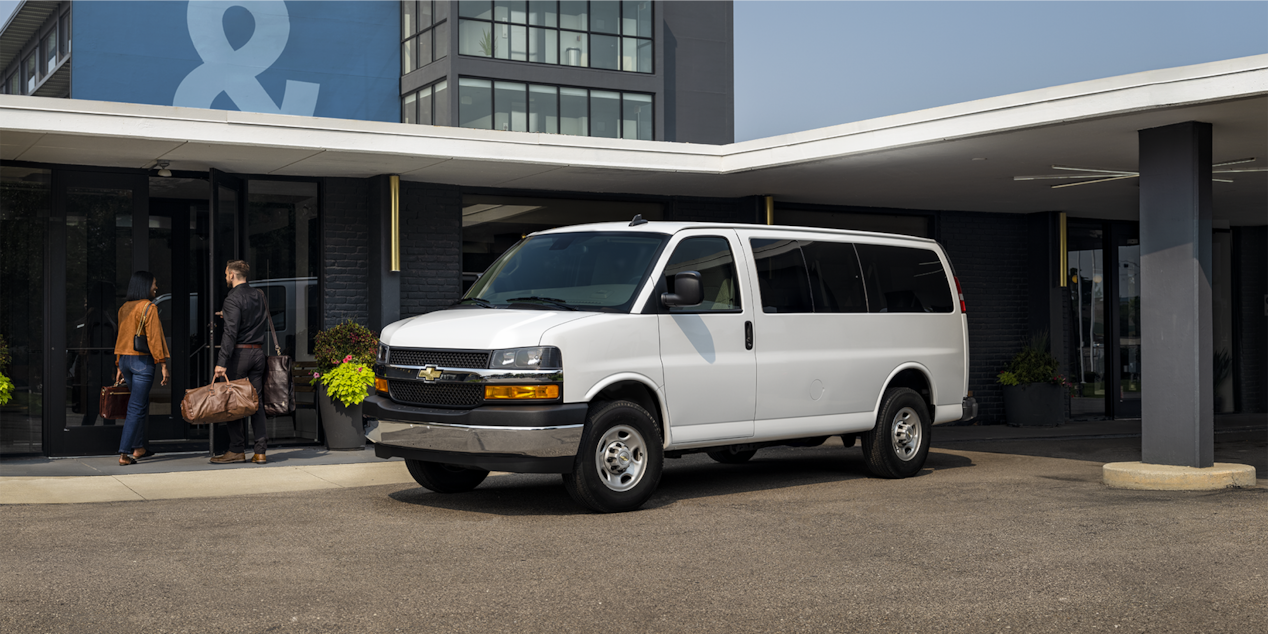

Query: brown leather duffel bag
181;376;258;425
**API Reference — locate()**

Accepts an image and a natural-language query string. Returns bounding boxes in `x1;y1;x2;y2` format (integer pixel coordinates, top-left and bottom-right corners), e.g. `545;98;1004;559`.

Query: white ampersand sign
174;0;319;116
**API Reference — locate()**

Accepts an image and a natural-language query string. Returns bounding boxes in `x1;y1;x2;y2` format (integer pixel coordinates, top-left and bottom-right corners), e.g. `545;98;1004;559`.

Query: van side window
854;244;954;313
266;286;287;330
665;237;740;312
799;240;868;313
750;239;814;313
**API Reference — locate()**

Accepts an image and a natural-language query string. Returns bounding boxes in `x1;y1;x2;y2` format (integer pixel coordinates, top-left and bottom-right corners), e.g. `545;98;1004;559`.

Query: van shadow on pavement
386;442;975;516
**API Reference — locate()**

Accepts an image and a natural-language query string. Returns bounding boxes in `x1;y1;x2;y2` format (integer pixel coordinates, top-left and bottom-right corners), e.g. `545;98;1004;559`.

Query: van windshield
461;232;668;312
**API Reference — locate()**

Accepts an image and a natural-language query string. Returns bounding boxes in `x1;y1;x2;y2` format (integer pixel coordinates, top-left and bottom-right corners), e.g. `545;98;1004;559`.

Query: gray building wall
661;1;735;144
399;183;464;317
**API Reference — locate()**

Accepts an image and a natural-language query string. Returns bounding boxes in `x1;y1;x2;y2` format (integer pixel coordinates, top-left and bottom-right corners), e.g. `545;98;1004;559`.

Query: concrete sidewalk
0;445;417;504
2;414;1262;504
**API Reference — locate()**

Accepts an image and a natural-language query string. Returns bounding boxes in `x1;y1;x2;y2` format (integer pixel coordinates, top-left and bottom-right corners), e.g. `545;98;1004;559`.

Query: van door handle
744;321;753;350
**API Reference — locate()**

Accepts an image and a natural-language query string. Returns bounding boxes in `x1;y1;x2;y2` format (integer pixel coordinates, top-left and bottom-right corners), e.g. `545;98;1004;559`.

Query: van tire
862;388;931;478
707;447;757;464
563;400;664;513
405;459;489;493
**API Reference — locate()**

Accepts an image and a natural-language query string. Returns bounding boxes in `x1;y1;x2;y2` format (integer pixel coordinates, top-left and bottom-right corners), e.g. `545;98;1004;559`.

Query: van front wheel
563;400;664;513
405;459;489;493
862;388;931;478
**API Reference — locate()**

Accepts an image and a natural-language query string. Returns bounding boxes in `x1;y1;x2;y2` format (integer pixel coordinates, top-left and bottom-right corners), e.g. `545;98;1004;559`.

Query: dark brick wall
399;183;463;317
1234;226;1267;413
323;178;370;328
939;211;1032;423
666;196;760;224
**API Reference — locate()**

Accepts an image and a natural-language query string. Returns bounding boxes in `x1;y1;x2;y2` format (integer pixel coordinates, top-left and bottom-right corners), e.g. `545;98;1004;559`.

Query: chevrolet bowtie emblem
417;366;443;381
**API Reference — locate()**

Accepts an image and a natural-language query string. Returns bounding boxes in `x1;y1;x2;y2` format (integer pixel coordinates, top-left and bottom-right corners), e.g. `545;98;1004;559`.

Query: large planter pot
1002;383;1066;427
317;384;366;450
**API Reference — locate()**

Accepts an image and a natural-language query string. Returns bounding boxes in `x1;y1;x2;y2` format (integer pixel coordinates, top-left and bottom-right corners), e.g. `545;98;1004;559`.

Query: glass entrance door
50;171;149;455
1068;223;1106;419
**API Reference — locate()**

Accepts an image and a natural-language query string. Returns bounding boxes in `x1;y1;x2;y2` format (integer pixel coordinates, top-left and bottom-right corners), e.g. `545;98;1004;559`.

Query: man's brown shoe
209;451;246;464
251;453;267;464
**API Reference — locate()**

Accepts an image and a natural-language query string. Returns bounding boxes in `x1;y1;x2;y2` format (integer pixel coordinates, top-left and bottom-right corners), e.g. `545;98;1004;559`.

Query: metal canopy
2;54;1265;225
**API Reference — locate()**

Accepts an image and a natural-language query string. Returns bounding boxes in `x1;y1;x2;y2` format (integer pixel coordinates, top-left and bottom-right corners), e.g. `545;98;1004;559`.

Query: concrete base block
1103;462;1257;490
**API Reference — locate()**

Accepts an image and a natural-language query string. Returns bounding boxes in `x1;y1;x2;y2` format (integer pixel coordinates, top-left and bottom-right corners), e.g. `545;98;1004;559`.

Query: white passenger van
366;219;976;512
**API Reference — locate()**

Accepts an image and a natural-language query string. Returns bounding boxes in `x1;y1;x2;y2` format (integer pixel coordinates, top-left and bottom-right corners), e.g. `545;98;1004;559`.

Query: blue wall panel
72;1;399;122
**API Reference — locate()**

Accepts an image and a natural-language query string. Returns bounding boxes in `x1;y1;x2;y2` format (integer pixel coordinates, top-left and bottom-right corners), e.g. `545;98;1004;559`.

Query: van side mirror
661;271;703;307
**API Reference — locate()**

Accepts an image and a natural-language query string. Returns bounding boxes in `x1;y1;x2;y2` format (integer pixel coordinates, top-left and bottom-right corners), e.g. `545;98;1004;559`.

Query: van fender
581;372;672;444
869;362;938;422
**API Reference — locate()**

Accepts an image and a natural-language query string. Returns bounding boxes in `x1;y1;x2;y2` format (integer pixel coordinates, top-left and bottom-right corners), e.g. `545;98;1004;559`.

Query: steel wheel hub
595;424;646;492
891;407;922;462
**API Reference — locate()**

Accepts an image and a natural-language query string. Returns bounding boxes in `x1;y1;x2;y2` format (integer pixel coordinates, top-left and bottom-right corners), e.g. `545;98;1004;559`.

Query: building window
458;77;652;139
402;79;448;125
60;12;70;56
24;54;37;93
44;31;58;74
402;1;447;75
458;1;652;73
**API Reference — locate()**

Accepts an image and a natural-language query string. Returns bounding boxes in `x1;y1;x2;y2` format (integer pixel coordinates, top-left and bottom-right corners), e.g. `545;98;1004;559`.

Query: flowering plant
312;321;378;374
311;354;374;408
0;334;11;406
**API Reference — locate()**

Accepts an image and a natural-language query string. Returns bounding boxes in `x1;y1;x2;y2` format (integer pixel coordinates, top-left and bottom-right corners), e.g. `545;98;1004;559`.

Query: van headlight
489;347;562;370
377;343;389;364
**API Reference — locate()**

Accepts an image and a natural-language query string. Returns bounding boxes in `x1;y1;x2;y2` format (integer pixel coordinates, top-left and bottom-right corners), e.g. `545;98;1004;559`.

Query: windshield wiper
451;297;496;308
505;296;578;311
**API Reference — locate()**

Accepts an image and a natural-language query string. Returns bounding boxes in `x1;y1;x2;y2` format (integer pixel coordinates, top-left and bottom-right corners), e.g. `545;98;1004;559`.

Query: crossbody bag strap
258;289;282;356
137;301;153;332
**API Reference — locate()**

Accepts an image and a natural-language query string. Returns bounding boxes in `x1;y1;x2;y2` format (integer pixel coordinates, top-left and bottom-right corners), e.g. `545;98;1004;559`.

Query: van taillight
955;277;967;313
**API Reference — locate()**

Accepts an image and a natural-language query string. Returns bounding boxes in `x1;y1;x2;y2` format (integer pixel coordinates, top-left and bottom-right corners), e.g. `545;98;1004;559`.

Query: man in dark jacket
210;260;270;464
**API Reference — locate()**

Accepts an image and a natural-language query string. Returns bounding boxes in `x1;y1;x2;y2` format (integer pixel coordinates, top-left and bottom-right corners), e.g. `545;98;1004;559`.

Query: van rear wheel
405;459;489;493
563;400;664;513
862;388;931;478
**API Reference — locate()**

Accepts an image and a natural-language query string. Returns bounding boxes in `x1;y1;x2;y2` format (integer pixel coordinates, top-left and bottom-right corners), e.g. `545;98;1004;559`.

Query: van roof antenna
629;214;648;226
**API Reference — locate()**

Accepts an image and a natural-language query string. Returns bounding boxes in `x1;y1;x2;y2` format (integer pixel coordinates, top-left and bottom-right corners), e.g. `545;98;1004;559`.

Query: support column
368;175;401;331
1138;122;1213;468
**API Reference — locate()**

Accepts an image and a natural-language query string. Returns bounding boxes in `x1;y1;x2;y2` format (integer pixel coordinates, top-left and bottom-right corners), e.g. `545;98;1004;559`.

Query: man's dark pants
227;348;267;455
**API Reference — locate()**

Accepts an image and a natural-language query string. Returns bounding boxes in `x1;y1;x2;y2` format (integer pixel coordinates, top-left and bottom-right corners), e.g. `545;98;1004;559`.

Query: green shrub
0;333;10;370
313;321;378;373
315;358;374;408
998;334;1069;387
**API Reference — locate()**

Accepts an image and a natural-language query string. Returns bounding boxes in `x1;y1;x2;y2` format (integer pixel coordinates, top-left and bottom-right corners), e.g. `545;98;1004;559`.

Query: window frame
457;1;653;74
402;1;448;75
455;76;653;139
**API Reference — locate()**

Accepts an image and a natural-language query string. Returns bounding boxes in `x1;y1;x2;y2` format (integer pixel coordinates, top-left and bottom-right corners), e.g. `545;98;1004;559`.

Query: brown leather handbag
259;290;295;417
99;381;130;420
180;376;259;425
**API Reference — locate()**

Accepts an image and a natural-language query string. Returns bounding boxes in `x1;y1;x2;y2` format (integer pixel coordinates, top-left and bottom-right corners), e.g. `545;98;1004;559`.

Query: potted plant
998;334;1071;427
311;321;378;450
0;334;13;407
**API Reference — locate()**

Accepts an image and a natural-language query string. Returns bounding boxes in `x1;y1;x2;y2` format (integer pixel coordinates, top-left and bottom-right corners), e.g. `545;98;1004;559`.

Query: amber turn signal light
375;377;389;394
484;385;559;400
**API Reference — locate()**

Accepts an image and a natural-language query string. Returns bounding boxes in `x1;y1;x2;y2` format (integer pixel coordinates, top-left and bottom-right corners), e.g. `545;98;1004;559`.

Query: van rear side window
854;244;953;313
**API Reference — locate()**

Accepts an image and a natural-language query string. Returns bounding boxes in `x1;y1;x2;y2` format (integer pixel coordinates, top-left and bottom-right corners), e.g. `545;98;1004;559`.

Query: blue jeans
118;355;155;454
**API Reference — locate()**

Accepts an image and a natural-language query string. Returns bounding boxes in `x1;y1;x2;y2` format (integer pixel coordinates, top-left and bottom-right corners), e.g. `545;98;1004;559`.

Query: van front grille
388;348;490;369
388;380;484;409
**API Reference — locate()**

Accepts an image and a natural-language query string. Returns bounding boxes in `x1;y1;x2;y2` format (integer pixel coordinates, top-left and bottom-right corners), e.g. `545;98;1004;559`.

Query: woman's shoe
118;454;136;466
132;449;155;460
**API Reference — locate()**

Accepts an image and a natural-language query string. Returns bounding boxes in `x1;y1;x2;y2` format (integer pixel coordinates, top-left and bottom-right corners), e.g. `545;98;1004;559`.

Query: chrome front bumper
367;419;584;459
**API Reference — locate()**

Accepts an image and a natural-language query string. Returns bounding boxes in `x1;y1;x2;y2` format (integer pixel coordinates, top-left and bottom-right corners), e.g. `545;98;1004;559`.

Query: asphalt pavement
1;415;1264;633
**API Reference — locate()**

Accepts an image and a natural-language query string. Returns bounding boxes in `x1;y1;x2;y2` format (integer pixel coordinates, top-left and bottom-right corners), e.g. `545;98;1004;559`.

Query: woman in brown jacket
113;271;170;466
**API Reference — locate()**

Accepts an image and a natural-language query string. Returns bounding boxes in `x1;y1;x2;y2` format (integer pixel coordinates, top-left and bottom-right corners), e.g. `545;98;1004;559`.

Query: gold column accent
390;175;401;272
1058;212;1067;287
764;196;774;225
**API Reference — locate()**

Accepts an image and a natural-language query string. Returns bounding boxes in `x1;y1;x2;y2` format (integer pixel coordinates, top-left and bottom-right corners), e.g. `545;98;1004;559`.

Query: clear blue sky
4;1;1265;142
735;1;1268;140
